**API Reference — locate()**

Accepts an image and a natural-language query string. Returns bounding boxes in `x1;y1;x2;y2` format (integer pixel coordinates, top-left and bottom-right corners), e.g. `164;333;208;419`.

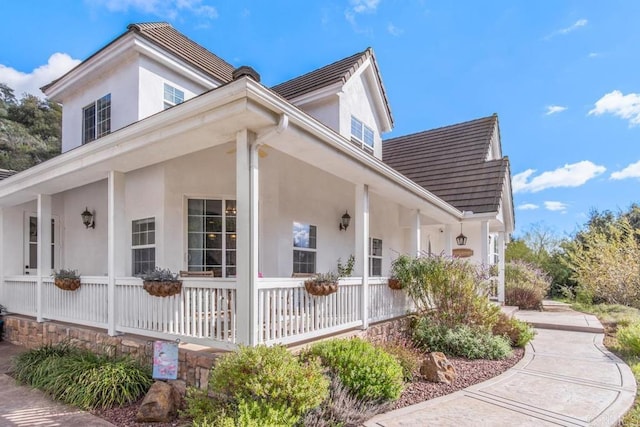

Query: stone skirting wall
3;316;218;389
3;314;413;389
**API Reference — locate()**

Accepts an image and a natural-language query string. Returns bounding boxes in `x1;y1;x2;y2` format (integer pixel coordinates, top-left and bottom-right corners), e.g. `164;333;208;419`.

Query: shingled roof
127;23;234;83
0;169;16;180
383;115;509;214
43;22;234;92
272;48;393;127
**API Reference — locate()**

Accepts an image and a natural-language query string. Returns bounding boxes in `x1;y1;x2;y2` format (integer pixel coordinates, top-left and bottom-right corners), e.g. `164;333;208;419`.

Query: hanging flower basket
388;278;403;290
304;272;339;296
54;277;81;291
143;280;182;297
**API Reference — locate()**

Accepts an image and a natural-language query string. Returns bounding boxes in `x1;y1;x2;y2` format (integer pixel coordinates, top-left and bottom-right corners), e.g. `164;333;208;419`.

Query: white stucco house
0;23;514;350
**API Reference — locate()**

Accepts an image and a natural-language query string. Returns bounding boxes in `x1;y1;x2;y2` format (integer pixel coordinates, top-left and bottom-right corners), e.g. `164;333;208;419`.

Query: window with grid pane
369;238;382;276
132;217;155;275
82;94;111;144
350;115;375;153
293;222;317;274
187;199;236;277
164;83;184;109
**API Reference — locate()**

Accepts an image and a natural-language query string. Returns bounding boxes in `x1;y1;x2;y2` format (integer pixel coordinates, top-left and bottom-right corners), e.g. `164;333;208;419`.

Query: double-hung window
293;222;317;274
164;84;184;109
187;199;236;277
351;116;375;153
132;218;155;275
369;238;382;276
82;94;111;144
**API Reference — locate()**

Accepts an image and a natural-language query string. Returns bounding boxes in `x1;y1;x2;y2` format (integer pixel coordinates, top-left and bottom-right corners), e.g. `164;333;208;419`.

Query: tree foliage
0;83;61;171
564;213;640;307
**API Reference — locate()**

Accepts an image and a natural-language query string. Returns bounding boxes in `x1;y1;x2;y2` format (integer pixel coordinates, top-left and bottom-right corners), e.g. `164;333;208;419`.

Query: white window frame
293;222;317;274
132;217;156;276
369;237;383;276
82;94;111;144
186;197;237;278
164;83;184;110
24;213;60;275
351;115;375;153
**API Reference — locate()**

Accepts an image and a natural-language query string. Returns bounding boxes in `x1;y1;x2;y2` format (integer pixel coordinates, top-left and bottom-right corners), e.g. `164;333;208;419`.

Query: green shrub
492;314;536;347
12;343;151;409
376;339;422;381
306;338;404;401
412;317;512;359
505;261;550;309
209;345;328;426
617;323;640;356
397;255;500;330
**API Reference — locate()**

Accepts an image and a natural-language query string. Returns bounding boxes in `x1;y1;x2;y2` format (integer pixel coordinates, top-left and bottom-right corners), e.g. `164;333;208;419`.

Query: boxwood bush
306;338;404;401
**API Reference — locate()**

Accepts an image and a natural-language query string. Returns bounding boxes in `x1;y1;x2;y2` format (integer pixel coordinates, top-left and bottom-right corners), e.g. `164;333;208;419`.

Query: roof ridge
383;114;496;143
127;22;171;31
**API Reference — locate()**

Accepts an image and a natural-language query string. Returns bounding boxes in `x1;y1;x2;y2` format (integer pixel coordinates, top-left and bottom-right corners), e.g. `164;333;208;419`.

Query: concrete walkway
367;308;637;427
0;341;114;427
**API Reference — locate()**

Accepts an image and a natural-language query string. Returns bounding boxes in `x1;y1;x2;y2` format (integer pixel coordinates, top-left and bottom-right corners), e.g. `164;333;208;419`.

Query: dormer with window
42;23;234;153
272;48;393;160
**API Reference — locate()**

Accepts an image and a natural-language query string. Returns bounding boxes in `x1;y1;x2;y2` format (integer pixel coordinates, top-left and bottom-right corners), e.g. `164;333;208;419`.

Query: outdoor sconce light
81;207;95;229
339;211;351;231
456;223;467;246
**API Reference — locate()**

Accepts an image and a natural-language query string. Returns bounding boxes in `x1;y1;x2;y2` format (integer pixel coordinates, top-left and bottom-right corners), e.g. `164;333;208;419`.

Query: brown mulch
93;348;524;426
395;347;525;409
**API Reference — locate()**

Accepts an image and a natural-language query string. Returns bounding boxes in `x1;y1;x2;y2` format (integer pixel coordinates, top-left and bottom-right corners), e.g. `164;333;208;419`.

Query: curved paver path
367;309;637;427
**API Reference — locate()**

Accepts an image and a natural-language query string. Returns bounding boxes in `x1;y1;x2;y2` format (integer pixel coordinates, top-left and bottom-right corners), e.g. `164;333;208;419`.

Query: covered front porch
0;78;507;350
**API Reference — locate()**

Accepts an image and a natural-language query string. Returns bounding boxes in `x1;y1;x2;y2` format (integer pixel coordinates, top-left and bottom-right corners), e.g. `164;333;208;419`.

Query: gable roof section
383;115;509;214
271;48;394;127
43;22;234;93
127;23;234;83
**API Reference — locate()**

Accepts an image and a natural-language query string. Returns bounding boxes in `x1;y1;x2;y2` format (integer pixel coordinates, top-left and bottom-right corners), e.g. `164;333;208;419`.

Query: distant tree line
507;204;640;308
0;83;61;171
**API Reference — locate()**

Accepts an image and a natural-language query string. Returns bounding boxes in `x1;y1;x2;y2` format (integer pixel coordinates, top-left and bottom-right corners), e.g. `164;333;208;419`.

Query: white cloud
512;161;606;193
588;52;600;58
89;0;217;20
611;160;640;180
0;53;81;98
387;23;403;36
351;0;380;13
589;90;640;126
544;201;569;213
517;203;539;211
545;18;588;40
545;105;567;115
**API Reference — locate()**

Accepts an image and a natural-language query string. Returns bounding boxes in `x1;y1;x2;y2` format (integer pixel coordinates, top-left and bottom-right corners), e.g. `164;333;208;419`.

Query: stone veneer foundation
3;314;412;389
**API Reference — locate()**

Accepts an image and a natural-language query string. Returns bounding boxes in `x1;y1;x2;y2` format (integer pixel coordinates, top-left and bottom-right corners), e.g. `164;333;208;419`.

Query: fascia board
285;82;343;106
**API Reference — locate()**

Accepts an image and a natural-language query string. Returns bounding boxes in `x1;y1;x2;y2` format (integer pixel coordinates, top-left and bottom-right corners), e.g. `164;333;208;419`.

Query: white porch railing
116;278;237;349
42;277;109;328
2;275;415;349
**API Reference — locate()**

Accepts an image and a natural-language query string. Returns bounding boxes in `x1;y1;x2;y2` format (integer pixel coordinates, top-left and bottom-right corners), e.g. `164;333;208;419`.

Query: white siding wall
61;56;139;153
340;69;384;159
137;55;208;121
298;97;340;133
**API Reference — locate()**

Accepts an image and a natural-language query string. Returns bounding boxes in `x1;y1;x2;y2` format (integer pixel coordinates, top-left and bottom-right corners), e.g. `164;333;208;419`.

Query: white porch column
107;171;126;336
355;184;369;329
443;224;453;256
497;231;506;304
411;210;421;257
480;220;490;266
36;194;52;323
235;129;257;345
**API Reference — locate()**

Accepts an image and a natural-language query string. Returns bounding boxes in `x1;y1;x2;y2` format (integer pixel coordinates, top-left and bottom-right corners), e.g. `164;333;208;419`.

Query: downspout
247;113;288;344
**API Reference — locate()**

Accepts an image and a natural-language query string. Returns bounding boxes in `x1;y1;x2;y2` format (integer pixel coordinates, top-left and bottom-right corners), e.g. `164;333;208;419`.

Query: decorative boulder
136;381;179;423
420;352;457;384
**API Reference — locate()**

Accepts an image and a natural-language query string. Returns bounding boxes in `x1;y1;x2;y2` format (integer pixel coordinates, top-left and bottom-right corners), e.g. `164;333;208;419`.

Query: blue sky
1;1;639;239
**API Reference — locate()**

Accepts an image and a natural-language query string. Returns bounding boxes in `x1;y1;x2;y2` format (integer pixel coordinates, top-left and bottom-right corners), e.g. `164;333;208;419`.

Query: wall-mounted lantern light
456;223;467;246
81;207;95;229
339;211;351;231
